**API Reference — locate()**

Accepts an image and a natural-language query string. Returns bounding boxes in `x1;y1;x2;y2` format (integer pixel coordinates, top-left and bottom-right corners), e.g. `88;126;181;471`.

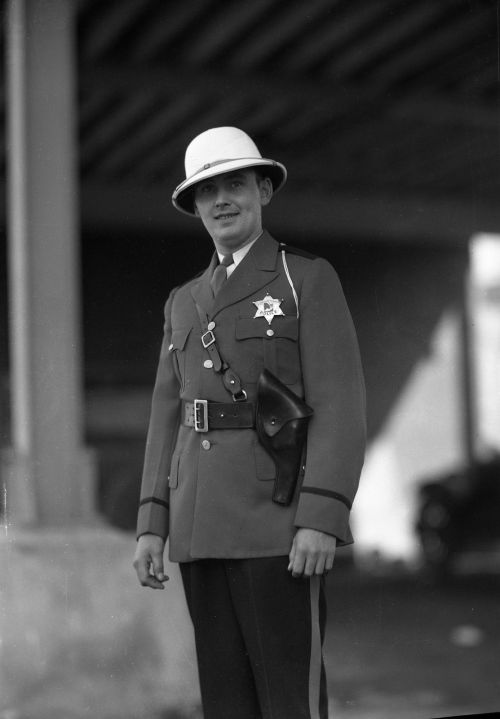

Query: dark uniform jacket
137;231;366;563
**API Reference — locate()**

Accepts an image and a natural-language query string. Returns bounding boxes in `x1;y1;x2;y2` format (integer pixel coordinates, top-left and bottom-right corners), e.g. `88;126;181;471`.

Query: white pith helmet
172;126;287;215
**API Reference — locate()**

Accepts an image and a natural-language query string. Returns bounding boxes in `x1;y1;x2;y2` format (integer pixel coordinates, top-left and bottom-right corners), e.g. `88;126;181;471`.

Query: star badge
253;294;285;325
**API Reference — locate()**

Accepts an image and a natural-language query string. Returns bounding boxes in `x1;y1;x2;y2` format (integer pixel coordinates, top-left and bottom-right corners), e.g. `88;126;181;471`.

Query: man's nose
214;187;229;206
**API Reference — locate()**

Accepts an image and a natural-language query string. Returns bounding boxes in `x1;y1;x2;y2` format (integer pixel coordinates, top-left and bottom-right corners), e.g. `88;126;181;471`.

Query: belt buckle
201;330;216;349
194;399;209;432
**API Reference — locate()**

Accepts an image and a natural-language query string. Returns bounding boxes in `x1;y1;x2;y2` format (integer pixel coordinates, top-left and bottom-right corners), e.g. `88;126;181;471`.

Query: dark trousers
180;556;328;719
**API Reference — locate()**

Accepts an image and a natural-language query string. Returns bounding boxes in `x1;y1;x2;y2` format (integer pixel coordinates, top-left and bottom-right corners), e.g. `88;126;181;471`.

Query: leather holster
256;369;314;506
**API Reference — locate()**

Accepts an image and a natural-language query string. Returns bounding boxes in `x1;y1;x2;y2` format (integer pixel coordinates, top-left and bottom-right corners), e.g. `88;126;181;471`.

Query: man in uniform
133;127;366;719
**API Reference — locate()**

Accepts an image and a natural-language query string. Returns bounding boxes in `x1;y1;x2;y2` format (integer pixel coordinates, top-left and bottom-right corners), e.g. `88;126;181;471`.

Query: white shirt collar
216;232;262;274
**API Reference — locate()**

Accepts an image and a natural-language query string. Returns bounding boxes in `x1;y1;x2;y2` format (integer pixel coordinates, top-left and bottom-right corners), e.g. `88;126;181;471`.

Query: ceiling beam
79;63;499;141
80;0;149;61
1;173;495;242
187;0;278;65
79;61;351;111
284;4;385;73
129;3;213;62
96;93;202;178
373;7;490;90
80;88;158;172
230;0;339;70
131;93;256;181
71;180;500;245
326;2;445;79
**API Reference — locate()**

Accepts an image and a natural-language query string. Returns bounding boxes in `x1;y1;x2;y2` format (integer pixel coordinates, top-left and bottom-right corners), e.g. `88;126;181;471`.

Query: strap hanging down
281;250;299;318
195;301;247;402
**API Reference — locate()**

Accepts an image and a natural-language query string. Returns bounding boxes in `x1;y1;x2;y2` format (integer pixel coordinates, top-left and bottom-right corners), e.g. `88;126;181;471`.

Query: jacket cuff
294;490;353;546
136;498;169;541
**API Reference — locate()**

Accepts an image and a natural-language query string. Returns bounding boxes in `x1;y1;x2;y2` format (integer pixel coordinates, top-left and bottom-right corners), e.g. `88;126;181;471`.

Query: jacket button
203;359;214;368
201;439;211;450
266;329;274;337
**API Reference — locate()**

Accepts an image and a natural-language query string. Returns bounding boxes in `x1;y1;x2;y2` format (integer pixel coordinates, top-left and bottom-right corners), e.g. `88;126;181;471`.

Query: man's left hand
288;528;337;578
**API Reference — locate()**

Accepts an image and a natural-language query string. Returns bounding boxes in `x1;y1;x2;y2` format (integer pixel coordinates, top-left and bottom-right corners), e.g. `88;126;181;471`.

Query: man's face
193;169;272;253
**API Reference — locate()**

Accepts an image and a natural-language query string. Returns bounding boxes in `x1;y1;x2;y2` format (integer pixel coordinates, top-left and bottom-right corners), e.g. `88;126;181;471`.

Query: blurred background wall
0;1;499;718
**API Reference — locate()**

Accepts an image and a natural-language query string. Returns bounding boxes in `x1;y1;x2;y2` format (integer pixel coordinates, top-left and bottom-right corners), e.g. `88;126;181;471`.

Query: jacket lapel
211;231;280;318
190;253;218;318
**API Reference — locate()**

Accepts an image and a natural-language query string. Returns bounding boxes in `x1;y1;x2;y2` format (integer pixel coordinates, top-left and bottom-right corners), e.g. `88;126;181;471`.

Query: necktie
210;253;233;296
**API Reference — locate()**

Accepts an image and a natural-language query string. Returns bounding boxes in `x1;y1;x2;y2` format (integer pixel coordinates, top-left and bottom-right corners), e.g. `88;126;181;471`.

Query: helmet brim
172;158;287;216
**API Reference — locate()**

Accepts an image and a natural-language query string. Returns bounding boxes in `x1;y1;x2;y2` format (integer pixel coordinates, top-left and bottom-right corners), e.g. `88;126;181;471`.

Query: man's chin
213;229;246;250
210;222;262;253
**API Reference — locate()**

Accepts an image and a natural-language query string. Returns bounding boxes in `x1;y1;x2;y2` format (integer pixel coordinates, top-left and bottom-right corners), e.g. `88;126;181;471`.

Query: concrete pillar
459;269;478;490
2;0;95;525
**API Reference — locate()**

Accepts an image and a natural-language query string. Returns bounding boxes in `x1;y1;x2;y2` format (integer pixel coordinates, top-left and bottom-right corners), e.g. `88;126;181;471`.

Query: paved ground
2;542;499;719
324;561;500;719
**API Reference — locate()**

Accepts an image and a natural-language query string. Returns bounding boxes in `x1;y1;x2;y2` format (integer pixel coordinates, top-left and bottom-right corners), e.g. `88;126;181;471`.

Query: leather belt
183;399;255;433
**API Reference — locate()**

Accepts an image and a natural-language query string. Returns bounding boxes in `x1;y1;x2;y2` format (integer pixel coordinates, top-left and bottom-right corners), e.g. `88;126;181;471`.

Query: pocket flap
236;316;298;341
170;327;192;351
168;452;181;489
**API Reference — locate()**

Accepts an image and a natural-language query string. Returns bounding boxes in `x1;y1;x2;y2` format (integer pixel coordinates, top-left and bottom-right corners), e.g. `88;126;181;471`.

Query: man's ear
259;177;273;206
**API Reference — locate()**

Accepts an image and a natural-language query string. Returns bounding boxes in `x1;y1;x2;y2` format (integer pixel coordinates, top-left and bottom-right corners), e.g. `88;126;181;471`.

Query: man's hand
288;528;337;578
133;534;169;589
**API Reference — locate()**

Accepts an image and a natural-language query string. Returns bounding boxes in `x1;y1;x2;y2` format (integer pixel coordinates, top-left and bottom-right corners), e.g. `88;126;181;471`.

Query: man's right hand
133;533;169;589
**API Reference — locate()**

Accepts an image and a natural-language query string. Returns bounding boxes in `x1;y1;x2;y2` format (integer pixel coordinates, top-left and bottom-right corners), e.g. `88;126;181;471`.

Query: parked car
415;452;500;576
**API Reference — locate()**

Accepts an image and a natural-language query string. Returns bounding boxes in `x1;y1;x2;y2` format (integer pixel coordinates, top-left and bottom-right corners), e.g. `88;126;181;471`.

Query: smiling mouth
215;213;238;220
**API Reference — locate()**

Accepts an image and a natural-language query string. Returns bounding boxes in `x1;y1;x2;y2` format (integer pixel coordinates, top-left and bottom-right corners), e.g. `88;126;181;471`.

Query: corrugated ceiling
1;0;499;240
76;0;499;199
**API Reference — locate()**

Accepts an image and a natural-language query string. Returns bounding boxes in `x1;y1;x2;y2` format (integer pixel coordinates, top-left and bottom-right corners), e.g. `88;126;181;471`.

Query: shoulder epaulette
278;243;318;260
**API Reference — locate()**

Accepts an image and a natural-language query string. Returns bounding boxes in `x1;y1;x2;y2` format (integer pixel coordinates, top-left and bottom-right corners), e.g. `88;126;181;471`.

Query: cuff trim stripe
300;487;352;510
139;496;169;510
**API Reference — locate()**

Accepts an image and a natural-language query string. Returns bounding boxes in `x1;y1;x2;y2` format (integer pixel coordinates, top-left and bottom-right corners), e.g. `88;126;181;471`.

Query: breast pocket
169;327;192;388
235;316;300;384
